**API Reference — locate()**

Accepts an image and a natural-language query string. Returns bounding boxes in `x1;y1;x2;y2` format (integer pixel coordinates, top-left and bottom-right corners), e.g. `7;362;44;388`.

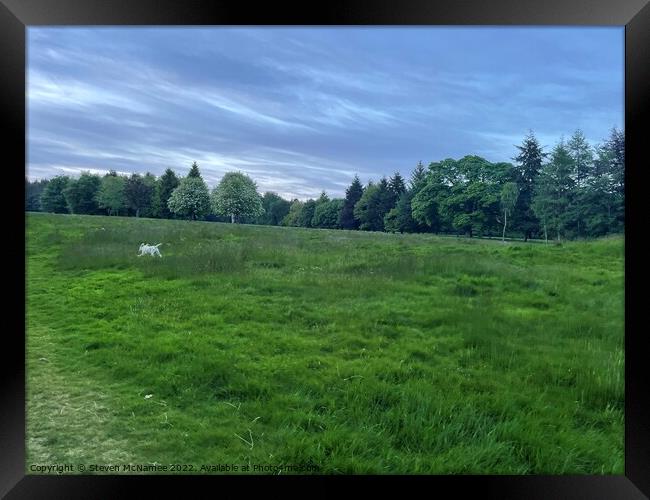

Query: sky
27;27;623;200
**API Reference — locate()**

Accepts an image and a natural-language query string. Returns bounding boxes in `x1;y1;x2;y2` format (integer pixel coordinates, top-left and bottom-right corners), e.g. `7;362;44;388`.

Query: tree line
26;128;624;241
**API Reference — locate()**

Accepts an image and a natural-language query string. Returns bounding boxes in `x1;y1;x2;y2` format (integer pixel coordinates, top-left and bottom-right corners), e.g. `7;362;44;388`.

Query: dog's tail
154;243;162;247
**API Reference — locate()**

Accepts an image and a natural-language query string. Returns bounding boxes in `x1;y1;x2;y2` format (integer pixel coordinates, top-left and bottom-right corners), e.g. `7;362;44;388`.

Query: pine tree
607;127;625;221
377;177;394;218
26;178;50;212
409;161;427;192
384;190;421;233
353;179;392;232
338;175;364;230
388;171;406;205
532;140;575;242
567;130;594;188
354;182;382;231
586;127;624;233
154;168;180;219
316;191;330;205
512;131;547;241
187;161;202;179
124;173;154;218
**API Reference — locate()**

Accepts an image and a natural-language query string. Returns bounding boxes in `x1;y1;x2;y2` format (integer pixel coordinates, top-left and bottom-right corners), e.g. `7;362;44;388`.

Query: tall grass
26;213;624;474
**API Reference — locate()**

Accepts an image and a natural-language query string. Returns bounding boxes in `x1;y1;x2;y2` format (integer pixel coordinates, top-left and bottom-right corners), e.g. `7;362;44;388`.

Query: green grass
26;213;624;474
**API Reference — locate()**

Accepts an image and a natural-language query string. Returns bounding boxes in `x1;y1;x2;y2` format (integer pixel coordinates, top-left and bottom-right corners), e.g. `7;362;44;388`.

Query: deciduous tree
168;176;211;220
97;173;126;216
211;172;264;223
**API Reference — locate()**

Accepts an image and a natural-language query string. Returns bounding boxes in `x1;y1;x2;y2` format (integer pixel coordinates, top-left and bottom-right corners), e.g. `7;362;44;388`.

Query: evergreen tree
316;191;330;204
26;178;50;211
141;172;158;218
353;180;391;232
187;161;202;179
40;176;70;213
409;161;428;192
582;128;624;234
388;171;406;206
565;130;594;237
124;173;154;218
384;190;422;233
154;168;180;219
567;129;594;188
338;175;364;230
607;127;625;231
512;131;546;241
377;177;395;221
532;140;575;242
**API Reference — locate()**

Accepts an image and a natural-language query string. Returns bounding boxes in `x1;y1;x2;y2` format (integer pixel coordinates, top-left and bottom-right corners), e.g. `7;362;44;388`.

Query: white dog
138;243;162;257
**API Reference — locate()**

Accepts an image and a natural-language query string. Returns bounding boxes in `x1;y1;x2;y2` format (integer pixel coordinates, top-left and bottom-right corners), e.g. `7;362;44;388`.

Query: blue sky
27;27;623;200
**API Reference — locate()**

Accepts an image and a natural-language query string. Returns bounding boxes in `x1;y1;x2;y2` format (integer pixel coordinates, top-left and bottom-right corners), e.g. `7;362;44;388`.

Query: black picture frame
3;0;648;497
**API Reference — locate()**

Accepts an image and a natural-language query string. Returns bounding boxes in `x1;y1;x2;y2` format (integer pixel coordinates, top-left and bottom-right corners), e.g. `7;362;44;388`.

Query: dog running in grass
138;243;162;257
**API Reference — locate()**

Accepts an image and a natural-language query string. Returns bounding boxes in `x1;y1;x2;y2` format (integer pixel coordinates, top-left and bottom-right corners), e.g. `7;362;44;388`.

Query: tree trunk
502;210;507;242
231;213;235;224
136;208;140;218
544;223;548;244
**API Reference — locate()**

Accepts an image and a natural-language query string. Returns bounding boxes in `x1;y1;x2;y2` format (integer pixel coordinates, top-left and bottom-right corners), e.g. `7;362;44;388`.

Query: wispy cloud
27;27;623;199
29;71;152;114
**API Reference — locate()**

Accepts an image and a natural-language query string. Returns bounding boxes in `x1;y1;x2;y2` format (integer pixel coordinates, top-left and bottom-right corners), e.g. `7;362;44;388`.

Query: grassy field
26;213;624;474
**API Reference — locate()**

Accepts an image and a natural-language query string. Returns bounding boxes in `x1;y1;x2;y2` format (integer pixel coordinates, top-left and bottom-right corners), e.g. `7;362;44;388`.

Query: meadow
26;213;624;474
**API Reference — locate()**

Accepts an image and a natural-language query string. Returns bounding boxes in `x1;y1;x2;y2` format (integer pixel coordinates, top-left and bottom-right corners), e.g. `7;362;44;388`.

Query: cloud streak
27;27;623;200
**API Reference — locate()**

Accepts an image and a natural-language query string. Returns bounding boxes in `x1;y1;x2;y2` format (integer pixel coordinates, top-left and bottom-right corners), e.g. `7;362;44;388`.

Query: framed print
3;0;649;497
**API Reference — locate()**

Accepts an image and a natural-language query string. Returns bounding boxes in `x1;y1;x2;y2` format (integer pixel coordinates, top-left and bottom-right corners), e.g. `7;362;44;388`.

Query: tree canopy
211;172;264;223
168;176;211;220
26;126;625;242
